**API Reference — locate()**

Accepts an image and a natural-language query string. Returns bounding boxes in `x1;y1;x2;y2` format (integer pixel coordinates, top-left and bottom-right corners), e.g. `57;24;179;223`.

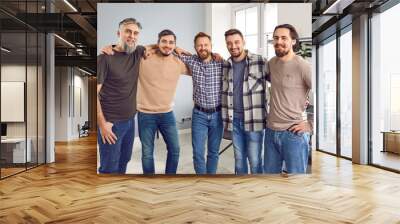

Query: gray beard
123;42;136;54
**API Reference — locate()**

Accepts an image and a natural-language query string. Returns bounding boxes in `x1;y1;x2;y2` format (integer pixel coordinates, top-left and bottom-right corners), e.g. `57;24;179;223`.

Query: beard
121;41;136;54
197;49;211;60
229;48;243;58
159;48;173;56
274;44;289;57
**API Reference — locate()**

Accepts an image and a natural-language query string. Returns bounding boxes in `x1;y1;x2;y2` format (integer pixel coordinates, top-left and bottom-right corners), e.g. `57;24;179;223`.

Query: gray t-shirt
267;55;312;131
232;59;246;119
97;45;145;122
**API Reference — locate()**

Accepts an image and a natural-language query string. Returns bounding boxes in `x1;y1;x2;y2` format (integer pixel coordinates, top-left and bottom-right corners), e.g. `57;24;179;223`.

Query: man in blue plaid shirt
178;32;224;174
221;29;267;174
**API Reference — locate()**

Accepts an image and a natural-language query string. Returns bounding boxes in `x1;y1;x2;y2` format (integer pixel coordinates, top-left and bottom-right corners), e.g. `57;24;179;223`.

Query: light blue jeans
232;117;264;174
191;108;223;174
264;127;310;174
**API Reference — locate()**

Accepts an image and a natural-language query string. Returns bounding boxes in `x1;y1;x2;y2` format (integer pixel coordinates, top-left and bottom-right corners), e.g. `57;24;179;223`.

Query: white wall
1;65;30;135
277;3;312;39
98;3;207;129
210;3;232;59
55;67;68;141
55;67;89;141
1;65;26;139
72;73;89;138
1;63;46;163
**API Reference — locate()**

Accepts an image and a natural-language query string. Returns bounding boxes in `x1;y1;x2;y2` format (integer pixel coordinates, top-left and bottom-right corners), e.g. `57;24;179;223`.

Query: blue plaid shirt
180;55;223;109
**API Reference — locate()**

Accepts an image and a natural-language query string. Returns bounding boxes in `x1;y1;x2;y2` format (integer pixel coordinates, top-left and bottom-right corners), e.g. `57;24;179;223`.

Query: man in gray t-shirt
264;24;312;174
97;18;145;174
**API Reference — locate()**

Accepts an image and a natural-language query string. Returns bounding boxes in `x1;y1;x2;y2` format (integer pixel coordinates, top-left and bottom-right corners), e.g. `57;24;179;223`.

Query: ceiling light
1;47;11;53
54;34;75;48
63;0;78;12
77;67;93;76
323;0;355;15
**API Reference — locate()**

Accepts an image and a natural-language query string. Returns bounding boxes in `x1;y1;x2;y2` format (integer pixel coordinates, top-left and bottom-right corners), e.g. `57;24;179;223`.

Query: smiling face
158;35;176;56
225;33;245;59
195;36;212;60
117;23;140;53
273;27;295;58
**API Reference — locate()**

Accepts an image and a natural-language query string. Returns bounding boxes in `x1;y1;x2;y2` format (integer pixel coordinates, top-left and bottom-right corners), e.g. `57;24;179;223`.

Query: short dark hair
194;32;211;45
224;29;244;39
158;29;176;43
118;18;142;30
273;24;299;51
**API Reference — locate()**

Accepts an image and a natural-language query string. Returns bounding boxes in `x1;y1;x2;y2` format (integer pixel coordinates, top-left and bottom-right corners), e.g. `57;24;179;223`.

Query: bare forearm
144;44;158;52
306;104;314;133
97;97;106;127
97;85;106;127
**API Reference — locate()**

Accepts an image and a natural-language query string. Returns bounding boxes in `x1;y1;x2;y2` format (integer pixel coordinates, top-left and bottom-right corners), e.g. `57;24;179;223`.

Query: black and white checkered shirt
221;51;268;132
180;55;223;109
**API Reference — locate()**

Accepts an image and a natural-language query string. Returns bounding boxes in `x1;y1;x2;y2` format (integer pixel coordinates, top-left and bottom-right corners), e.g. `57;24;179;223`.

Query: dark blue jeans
264;127;310;174
138;111;180;174
191;108;223;174
232;117;264;174
98;116;135;174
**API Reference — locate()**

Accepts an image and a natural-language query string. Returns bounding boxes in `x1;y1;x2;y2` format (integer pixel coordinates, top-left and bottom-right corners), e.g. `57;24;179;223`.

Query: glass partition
317;35;337;155
339;27;352;158
370;3;400;171
0;1;46;179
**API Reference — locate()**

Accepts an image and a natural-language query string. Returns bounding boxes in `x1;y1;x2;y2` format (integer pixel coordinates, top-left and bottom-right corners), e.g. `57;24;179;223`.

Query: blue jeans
264;127;310;174
138;111;180;174
98;116;135;174
232;117;264;174
191;108;223;174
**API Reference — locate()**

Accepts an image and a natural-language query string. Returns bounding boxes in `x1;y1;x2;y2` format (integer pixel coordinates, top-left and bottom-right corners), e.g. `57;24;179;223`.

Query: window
235;6;259;54
339;27;352;158
0;1;47;179
264;4;277;60
317;36;337;155
370;3;400;171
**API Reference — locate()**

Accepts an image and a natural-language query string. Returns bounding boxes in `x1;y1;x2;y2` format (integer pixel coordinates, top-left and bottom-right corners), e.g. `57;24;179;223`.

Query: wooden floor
1;135;400;223
372;151;400;171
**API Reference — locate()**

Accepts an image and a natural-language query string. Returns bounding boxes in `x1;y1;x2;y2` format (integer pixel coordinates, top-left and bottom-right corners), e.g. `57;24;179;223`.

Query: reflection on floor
0;167;25;177
372;150;400;171
1;163;43;178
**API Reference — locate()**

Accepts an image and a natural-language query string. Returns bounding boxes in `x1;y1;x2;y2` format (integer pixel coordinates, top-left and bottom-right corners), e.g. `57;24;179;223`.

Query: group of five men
97;17;312;175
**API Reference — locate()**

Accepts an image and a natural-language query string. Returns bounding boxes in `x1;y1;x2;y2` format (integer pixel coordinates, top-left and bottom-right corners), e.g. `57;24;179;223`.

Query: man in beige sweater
137;30;189;174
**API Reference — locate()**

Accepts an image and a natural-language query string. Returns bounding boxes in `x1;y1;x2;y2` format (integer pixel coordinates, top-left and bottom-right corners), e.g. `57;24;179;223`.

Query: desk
382;131;400;154
1;138;31;163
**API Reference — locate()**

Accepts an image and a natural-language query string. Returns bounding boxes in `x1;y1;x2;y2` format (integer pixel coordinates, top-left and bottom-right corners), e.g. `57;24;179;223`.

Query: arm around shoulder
302;61;312;89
